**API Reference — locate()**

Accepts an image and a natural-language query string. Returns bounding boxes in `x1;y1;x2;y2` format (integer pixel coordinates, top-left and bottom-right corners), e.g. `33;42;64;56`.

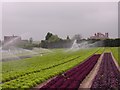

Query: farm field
1;47;119;89
91;53;120;89
40;47;120;89
2;48;99;82
41;54;101;89
1;48;51;62
2;2;120;90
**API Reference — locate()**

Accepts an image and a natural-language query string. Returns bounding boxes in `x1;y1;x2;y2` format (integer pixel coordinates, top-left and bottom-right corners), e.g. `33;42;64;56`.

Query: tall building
90;32;109;39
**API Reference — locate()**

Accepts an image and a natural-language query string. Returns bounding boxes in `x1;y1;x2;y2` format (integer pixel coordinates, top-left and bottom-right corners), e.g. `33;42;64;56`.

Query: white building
90;33;109;39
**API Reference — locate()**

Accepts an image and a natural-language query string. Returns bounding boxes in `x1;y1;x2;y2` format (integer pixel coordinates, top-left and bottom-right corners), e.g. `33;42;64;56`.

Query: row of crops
1;47;119;89
1;48;104;89
39;50;120;90
91;53;120;89
41;54;101;89
2;49;101;82
2;49;96;82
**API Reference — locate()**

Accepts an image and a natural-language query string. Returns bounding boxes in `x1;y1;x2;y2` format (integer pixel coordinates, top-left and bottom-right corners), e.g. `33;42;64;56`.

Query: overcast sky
2;2;118;40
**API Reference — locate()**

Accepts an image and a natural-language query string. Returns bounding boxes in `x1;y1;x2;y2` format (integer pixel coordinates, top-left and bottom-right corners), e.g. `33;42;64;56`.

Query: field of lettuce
41;54;101;89
1;47;120;89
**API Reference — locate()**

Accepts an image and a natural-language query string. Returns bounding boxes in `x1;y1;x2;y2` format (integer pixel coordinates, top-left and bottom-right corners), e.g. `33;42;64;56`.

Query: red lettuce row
91;53;120;90
41;54;101;89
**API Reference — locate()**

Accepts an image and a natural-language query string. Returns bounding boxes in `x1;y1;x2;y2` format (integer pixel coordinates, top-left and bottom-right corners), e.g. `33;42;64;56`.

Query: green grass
104;47;111;53
95;47;105;54
1;48;103;89
111;47;120;65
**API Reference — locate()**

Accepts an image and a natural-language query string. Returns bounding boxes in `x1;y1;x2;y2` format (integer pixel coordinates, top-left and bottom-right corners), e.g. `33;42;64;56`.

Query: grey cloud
2;2;118;40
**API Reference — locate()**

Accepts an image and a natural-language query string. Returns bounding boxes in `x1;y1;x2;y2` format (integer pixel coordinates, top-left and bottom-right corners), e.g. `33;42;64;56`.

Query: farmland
1;48;99;88
41;54;101;89
91;53;120;89
1;47;120;89
1;2;120;90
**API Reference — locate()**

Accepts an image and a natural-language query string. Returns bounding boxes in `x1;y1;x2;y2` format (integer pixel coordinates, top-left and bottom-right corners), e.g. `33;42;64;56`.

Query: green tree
48;35;61;42
66;35;70;40
45;32;53;40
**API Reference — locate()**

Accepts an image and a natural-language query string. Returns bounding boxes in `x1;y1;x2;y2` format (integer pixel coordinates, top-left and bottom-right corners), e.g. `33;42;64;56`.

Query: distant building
4;35;21;44
90;32;109;39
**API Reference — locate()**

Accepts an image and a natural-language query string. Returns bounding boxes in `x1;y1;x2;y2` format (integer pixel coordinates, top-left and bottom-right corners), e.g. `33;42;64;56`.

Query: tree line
11;32;120;49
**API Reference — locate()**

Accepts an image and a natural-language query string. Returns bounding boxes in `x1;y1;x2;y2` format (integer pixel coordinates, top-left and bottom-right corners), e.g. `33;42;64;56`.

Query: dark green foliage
85;38;120;47
40;40;48;48
41;32;120;48
40;39;73;48
66;35;70;40
41;32;73;48
103;38;120;47
45;32;53;40
48;35;61;42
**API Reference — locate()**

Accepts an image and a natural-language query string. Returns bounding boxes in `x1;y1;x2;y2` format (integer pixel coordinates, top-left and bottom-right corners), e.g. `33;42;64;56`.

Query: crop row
2;48;99;83
41;54;101;89
2;55;80;82
1;49;100;89
91;53;120;89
